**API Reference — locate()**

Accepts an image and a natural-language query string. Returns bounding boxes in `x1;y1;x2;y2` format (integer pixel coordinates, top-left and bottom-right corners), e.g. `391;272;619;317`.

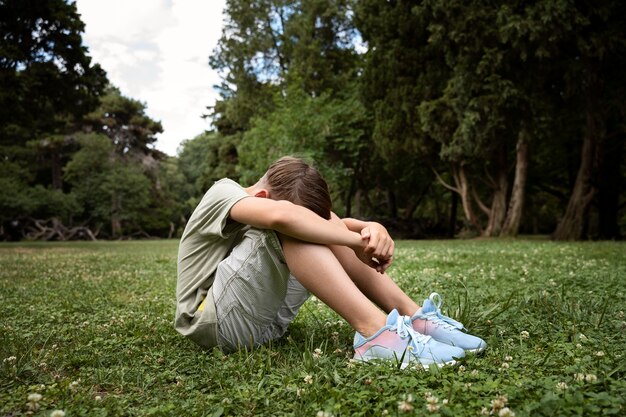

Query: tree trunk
353;189;362;218
483;147;508;237
553;113;601;240
433;162;482;233
501;127;529;237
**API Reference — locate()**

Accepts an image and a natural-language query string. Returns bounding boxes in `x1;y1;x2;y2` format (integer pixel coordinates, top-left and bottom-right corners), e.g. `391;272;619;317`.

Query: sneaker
411;292;487;353
353;309;465;369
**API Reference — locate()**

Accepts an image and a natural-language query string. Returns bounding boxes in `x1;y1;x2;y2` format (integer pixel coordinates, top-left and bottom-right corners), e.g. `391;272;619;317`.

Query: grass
1;239;625;416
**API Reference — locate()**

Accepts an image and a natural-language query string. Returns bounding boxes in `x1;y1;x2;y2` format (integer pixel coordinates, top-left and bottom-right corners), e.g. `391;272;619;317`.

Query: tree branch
432;167;460;193
472;188;491;216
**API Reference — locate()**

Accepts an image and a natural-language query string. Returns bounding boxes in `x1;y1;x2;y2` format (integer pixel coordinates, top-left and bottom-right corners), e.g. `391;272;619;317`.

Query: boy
175;156;486;368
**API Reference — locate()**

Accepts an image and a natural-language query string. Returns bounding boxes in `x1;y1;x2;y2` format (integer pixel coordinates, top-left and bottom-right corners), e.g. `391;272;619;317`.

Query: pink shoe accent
412;318;439;335
354;329;407;358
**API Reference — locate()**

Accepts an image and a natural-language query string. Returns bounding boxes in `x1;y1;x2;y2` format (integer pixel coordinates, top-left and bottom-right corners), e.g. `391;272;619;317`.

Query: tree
0;0;107;238
64;134;151;237
0;0;107;146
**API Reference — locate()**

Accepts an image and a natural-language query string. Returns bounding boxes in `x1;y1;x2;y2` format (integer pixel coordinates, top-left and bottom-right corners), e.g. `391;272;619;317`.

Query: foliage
83;85;163;156
238;85;367;213
0;0;107;146
1;0;625;240
63;134;151;236
1;239;625;416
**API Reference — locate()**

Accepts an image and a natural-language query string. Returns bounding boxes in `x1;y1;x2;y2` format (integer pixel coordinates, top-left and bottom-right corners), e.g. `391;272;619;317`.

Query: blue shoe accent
412;293;487;353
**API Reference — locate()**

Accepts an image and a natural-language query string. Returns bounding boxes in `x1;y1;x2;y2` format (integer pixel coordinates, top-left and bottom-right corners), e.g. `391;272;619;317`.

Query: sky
76;0;227;156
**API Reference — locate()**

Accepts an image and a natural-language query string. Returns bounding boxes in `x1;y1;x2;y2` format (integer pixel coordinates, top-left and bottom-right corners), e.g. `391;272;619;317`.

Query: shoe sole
465;345;487;354
354;357;458;370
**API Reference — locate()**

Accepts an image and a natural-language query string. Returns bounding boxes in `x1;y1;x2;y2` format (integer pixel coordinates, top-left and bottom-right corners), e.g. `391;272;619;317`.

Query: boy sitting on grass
175;156;486;368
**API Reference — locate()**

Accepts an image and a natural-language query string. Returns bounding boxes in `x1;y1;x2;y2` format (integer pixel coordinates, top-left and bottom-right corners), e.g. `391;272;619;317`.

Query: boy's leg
280;235;387;338
213;229;309;351
326;214;419;317
281;234;469;366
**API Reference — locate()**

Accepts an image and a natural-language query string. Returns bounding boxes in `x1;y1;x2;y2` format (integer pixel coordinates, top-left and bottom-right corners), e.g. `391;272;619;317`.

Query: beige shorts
211;228;310;351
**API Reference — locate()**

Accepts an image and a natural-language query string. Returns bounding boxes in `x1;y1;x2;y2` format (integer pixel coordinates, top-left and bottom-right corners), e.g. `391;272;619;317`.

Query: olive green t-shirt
174;178;250;348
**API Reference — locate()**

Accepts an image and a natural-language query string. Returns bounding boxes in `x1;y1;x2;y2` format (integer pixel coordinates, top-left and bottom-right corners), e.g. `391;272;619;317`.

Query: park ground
1;239;625;416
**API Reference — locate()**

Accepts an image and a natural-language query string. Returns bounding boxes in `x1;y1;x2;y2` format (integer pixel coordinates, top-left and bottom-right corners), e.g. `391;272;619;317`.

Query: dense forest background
1;0;624;241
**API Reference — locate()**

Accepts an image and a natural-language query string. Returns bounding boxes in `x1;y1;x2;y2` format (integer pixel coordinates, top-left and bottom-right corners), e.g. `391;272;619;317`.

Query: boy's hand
359;222;394;273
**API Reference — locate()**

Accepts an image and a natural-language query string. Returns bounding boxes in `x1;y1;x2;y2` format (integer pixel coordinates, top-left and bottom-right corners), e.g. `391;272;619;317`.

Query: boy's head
260;156;332;220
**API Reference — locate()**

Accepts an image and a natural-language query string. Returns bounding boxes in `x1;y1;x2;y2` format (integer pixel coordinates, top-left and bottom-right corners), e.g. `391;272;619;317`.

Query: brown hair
263;156;332;220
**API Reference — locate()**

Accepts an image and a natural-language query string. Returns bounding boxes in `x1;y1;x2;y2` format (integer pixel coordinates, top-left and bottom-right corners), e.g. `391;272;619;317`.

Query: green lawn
1;239;625;416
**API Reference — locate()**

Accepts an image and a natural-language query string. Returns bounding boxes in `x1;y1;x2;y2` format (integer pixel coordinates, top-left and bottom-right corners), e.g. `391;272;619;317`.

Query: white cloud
76;0;226;155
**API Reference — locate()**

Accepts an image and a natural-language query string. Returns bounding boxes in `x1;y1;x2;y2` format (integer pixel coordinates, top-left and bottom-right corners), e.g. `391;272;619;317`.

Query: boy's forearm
274;206;363;249
342;218;369;233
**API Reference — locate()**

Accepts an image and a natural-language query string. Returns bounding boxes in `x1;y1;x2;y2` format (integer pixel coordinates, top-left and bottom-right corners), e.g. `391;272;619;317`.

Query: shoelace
395;314;431;349
417;292;465;331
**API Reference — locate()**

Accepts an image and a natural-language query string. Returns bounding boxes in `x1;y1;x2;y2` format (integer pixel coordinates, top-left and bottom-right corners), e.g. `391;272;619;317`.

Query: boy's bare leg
328;215;419;317
280;234;387;338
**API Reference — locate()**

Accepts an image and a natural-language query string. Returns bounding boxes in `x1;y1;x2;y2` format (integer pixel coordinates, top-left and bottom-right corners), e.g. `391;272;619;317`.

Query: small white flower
520;331;530;339
574;373;584;382
500;362;510;370
296;388;304;397
51;410;66;417
490;395;508;412
27;393;42;402
303;374;313;384
382;410;389;416
498;407;516;417
576;343;583;349
471;369;479;376
95;395;102;401
556;382;568;391
595;351;605;357
426;403;440;412
585;374;598;383
3;356;17;364
397;401;414;412
579;334;588;341
313;348;323;359
442;399;449;405
505;355;513;361
316;411;333;417
458;365;466;373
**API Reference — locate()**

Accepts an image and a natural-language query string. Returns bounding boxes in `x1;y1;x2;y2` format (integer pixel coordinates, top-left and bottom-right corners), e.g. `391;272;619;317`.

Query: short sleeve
187;179;250;238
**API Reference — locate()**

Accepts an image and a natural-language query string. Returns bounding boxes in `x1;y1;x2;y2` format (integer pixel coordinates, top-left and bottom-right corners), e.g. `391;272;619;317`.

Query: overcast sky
76;0;226;156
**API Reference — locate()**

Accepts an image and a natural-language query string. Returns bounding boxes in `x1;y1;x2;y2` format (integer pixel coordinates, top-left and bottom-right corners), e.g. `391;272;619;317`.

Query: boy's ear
254;188;270;199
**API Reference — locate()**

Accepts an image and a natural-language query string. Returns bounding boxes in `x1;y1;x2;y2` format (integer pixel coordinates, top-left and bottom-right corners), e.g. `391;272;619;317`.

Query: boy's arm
230;197;390;271
230;197;363;248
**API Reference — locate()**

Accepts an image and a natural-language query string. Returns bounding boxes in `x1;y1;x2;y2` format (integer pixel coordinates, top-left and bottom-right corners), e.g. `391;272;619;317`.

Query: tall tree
210;0;366;214
0;0;107;145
